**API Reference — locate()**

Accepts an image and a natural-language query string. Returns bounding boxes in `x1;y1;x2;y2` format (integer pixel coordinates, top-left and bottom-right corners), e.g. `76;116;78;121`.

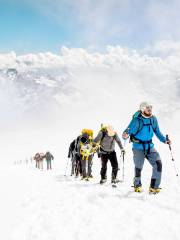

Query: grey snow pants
133;148;162;188
80;155;93;177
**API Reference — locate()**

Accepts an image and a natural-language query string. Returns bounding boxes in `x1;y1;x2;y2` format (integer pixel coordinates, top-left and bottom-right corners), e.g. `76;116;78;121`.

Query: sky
1;0;180;54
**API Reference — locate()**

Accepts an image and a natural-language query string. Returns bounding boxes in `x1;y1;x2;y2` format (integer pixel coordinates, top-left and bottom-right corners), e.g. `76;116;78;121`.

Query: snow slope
1;160;180;240
1;47;180;239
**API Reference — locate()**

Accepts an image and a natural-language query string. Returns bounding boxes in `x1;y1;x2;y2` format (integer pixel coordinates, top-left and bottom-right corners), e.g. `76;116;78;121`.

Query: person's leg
50;160;52;170
109;151;119;181
75;155;80;176
133;149;145;187
81;157;87;178
39;160;43;170
146;148;162;189
100;154;109;180
71;158;74;175
75;154;83;176
47;160;51;170
87;155;93;177
71;156;76;175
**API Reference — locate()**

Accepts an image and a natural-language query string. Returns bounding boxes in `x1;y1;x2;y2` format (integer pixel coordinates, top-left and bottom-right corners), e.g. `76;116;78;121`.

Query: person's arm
94;131;103;143
122;118;139;139
115;133;123;150
68;147;71;158
153;117;166;143
76;136;81;155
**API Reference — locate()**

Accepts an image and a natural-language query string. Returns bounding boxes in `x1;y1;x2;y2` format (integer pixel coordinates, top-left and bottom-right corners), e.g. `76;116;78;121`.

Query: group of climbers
68;126;125;183
68;102;171;194
34;151;54;170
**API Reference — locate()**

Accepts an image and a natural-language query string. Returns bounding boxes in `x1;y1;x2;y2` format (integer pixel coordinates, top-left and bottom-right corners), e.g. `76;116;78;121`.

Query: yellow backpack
80;129;94;160
81;129;93;139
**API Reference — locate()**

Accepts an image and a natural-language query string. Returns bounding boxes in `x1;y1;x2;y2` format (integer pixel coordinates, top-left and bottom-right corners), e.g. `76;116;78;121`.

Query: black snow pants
100;151;119;180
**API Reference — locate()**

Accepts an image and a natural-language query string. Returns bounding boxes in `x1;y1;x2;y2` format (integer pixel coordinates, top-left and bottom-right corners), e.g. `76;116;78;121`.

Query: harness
80;142;94;160
79;133;96;160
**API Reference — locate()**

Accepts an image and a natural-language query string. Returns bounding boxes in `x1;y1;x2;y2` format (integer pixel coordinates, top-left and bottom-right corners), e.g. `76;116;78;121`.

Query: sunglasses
145;105;152;110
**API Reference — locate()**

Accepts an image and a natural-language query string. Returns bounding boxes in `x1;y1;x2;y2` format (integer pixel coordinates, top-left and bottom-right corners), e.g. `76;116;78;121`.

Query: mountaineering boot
134;186;142;193
85;177;90;181
111;178;120;184
100;178;107;184
149;187;161;194
81;175;87;180
87;174;93;179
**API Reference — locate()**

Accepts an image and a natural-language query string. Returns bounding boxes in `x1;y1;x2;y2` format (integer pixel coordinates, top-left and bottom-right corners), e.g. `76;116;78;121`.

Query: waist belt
100;148;115;155
130;135;152;154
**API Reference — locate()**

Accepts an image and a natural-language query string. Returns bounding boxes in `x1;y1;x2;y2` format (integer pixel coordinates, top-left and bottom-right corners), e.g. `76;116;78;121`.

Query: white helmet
139;102;153;112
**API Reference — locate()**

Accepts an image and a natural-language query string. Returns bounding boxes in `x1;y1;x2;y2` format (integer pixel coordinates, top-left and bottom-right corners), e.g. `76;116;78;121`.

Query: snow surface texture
0;47;180;239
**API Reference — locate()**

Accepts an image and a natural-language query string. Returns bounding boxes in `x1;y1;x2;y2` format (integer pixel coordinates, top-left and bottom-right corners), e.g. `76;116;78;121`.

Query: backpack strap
110;135;116;150
100;130;107;143
133;115;157;137
133;117;144;136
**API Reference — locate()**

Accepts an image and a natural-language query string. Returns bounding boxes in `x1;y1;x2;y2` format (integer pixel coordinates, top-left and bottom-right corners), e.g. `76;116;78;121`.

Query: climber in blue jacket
122;102;171;194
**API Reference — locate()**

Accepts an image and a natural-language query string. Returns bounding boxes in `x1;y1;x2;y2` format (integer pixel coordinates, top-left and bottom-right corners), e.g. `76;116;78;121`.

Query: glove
122;132;129;140
165;135;171;145
121;149;126;155
165;139;171;145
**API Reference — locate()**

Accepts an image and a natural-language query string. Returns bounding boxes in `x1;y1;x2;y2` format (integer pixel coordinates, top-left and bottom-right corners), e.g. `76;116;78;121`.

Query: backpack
130;111;157;153
98;126;116;155
81;129;93;138
131;111;157;137
80;129;94;160
34;153;40;161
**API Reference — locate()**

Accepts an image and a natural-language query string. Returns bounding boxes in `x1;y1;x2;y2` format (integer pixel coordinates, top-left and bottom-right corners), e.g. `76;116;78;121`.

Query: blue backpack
130;111;158;153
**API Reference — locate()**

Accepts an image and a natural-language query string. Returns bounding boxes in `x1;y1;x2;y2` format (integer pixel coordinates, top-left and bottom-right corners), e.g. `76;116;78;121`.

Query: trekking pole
64;157;70;176
122;152;125;182
121;139;127;182
166;135;179;178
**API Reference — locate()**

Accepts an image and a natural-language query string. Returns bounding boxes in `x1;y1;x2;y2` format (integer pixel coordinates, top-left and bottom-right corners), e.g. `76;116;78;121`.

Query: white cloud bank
1;45;180;164
0;45;180;126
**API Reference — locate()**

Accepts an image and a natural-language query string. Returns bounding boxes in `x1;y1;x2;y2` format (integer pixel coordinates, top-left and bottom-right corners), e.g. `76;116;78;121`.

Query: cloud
144;39;180;57
1;45;180;125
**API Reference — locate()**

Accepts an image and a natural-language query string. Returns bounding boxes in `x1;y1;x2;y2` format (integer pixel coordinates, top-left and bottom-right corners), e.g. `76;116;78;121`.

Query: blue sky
0;1;75;53
1;0;180;54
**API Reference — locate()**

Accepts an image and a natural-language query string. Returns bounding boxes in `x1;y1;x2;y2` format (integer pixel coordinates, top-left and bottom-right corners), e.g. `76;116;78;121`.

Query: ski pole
166;135;179;177
121;139;127;182
122;152;125;182
64;157;70;176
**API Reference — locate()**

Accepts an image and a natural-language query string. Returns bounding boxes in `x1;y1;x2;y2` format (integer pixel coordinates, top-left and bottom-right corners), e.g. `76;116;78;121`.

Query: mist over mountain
1;47;180;129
